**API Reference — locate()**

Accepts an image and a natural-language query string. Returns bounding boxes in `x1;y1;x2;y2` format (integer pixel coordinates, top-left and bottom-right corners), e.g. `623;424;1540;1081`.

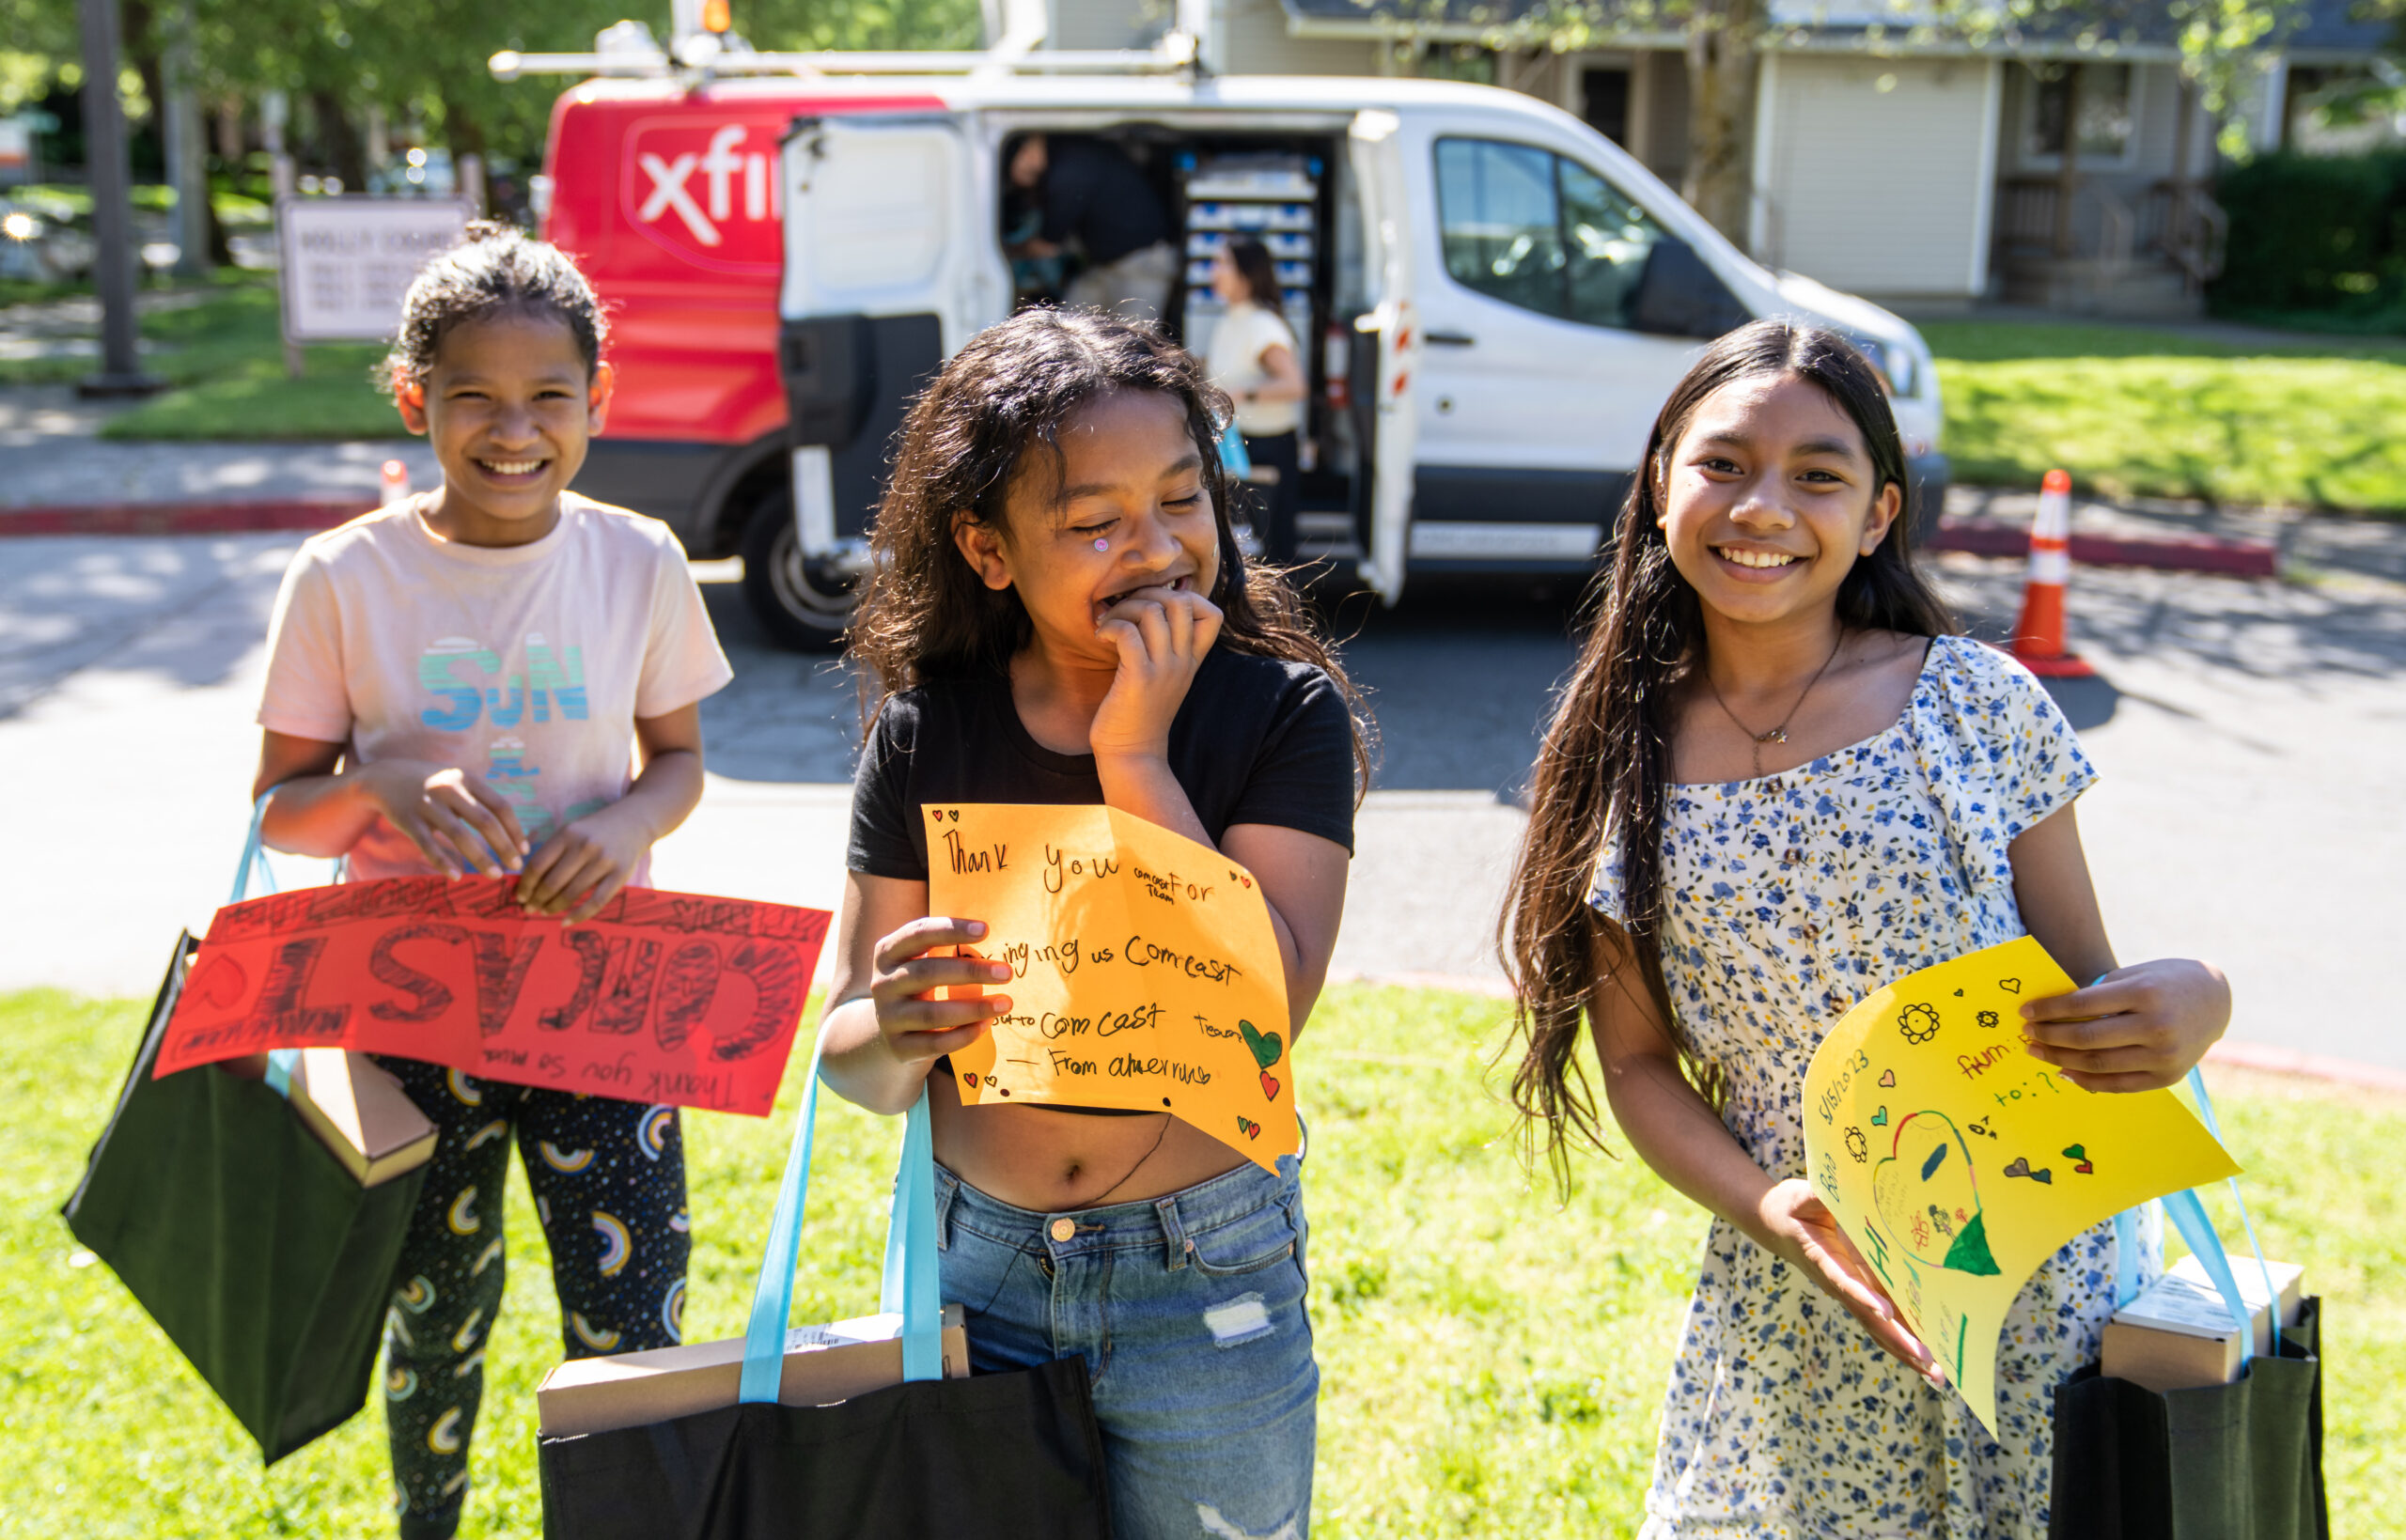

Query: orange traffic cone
2010;469;2095;678
380;459;412;506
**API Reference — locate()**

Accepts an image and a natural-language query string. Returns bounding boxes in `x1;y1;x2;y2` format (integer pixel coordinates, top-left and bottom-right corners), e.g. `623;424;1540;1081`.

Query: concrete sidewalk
0;384;437;512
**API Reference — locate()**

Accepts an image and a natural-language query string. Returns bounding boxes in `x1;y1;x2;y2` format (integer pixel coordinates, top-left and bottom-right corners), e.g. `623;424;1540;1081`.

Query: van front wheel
740;488;856;652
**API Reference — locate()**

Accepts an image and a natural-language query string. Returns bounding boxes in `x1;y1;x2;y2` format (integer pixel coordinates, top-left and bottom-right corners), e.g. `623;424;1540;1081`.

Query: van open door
758;113;1008;646
1348;109;1422;606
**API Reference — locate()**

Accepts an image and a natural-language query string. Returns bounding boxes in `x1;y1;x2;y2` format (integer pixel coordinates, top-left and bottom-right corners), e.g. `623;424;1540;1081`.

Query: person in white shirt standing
249;224;733;1540
1204;235;1308;565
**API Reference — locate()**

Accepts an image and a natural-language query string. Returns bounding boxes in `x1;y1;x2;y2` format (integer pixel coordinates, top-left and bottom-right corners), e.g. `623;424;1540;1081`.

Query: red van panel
539;82;945;548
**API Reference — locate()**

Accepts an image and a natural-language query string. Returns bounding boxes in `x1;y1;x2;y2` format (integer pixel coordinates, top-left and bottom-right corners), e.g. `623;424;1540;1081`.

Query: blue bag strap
230;792;301;1100
739;1046;944;1405
2112;1206;2147;1309
2184;1065;2284;1356
879;1092;945;1382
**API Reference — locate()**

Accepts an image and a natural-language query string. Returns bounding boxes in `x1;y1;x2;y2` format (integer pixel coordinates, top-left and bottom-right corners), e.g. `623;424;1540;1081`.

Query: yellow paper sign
1801;935;2239;1433
923;803;1295;1171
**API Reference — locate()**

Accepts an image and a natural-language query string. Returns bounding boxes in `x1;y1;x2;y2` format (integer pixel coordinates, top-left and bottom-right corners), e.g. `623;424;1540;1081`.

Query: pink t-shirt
257;494;735;883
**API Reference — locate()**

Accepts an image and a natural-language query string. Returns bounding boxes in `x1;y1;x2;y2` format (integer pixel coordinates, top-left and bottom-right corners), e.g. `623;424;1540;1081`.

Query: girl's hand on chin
1090;584;1224;762
1757;1179;1947;1387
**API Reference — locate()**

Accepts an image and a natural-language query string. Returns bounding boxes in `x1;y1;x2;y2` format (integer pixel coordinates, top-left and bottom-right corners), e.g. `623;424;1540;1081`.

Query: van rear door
777;113;1009;561
1349;109;1421;605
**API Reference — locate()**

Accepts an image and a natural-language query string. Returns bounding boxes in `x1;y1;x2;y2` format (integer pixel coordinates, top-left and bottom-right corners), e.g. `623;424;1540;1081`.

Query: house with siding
1020;0;2393;314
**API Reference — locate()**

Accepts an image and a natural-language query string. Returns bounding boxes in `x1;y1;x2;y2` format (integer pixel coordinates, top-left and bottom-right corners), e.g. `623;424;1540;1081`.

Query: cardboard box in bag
537;1305;972;1439
223;1047;436;1188
2101;1258;2306;1393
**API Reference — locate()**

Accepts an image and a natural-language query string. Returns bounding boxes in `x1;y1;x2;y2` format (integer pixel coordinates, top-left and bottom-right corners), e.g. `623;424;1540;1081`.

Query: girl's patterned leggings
372;1058;691;1540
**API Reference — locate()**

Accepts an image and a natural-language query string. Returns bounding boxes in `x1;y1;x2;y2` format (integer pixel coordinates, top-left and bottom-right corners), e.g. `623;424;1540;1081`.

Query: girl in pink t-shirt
252;225;731;1540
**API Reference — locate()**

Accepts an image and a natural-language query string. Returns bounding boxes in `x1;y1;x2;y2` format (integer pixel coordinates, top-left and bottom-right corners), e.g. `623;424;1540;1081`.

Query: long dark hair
848;306;1371;797
1501;319;1956;1185
1225;236;1283;310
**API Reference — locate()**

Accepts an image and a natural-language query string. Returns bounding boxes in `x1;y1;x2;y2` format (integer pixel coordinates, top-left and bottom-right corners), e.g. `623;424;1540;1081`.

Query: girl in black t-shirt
820;309;1367;1540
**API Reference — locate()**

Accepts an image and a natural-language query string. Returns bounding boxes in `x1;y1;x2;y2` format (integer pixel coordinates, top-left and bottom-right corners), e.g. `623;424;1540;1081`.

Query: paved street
3;528;2401;1069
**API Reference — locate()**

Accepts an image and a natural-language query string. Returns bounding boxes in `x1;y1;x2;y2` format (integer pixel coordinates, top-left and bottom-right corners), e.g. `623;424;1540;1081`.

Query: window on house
2026;62;2134;163
1583;67;1632;146
1434;137;1665;328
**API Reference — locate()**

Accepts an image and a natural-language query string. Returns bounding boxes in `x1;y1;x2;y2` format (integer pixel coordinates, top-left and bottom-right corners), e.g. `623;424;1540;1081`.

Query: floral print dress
1588;635;2159;1539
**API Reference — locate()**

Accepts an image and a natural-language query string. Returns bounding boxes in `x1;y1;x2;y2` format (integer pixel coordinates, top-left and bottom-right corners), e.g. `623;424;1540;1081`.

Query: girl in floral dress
1500;321;2233;1537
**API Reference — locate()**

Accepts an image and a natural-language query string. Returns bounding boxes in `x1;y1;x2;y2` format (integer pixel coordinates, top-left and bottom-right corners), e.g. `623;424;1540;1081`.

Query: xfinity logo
636;123;780;246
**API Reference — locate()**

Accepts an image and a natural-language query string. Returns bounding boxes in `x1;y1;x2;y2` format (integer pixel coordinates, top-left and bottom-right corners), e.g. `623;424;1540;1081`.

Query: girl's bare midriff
928;1072;1248;1211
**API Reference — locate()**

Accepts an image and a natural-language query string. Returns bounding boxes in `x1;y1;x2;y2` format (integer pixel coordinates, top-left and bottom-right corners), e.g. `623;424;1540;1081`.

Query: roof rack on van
491;0;1203;82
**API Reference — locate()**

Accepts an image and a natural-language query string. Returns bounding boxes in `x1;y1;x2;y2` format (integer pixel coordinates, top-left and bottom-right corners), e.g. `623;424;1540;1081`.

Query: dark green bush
2210;149;2406;314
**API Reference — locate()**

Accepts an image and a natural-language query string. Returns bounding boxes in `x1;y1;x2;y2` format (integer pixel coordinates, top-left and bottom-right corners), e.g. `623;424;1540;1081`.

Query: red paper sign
155;878;831;1115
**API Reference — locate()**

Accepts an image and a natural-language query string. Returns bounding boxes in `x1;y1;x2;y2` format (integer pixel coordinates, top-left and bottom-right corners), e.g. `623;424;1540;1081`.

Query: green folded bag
63;933;428;1464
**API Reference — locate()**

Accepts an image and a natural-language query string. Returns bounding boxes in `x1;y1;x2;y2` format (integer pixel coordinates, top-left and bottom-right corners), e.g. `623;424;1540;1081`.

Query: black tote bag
2053;1299;2326;1540
61;810;427;1465
537;1043;1112;1538
2052;1072;2328;1540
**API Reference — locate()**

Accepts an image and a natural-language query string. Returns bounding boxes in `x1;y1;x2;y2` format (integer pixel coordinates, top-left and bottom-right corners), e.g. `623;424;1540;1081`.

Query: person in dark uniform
1006;134;1177;322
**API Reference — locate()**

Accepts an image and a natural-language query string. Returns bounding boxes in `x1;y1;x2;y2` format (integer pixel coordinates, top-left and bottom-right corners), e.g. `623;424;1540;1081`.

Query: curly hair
380;221;608;396
848;306;1372;799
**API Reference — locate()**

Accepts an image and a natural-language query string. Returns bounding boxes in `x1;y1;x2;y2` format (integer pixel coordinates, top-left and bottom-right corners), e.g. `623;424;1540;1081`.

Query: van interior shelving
998;128;1367;566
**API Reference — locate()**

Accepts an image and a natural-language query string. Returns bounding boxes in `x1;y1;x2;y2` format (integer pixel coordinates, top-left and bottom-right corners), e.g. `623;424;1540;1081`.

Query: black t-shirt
1038;138;1171;268
848;647;1356;881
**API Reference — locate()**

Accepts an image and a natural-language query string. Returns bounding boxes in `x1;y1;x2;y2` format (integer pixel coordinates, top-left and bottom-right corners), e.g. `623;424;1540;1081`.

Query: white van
768;72;1945;639
502;37;1945;645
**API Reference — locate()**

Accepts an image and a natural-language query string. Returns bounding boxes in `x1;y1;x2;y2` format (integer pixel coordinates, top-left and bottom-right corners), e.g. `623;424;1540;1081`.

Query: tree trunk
1681;0;1762;249
308;89;367;190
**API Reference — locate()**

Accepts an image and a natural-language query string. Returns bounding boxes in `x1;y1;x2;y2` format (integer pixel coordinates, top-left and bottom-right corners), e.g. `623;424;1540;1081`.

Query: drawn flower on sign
1845;1126;1869;1163
1898;1002;1942;1045
1977;1009;2000;1030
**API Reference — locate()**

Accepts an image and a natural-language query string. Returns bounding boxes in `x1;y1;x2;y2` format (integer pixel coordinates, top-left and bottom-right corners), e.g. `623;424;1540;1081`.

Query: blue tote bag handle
227;791;347;1100
738;1040;945;1405
230;792;302;1100
2112;1065;2283;1361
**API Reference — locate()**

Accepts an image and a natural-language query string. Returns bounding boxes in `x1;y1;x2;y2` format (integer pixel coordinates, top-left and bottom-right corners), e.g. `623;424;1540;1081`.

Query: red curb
1928;516;2279;578
2205;1038;2406;1097
0;499;372;537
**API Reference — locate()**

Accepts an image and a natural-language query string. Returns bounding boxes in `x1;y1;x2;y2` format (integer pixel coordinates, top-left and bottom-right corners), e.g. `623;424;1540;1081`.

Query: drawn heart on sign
1871;1106;1890;1127
963;1073;977;1092
2003;1157;2053;1184
1998;978;2021;994
1869;1111;2000;1275
1259;1071;1281;1101
982;1074;997;1088
191;953;248;1010
1240;1019;1284;1070
1237;1116;1261;1141
1954;988;1966;998
2062;1143;2095;1175
1879;1068;1897;1088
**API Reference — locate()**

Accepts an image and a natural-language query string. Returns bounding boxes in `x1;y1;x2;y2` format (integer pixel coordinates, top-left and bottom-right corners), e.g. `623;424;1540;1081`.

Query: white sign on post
275;196;475;343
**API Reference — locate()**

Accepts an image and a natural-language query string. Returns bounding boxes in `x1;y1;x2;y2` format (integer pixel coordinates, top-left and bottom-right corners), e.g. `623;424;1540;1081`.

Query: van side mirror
1630;238;1750;339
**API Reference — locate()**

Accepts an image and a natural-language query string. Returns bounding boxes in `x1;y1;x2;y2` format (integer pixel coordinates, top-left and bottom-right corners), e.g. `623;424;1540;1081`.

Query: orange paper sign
154;878;830;1114
924;803;1296;1171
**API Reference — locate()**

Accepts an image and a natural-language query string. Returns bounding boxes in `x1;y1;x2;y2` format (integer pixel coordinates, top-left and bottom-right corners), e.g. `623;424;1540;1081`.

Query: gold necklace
1704;632;1847;778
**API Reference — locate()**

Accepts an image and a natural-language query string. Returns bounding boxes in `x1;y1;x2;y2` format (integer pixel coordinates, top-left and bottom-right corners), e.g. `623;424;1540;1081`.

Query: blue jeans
934;1155;1319;1540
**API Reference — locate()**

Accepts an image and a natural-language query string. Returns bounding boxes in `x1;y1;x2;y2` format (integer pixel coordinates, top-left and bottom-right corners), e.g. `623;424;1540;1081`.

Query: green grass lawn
3;984;2401;1537
0;273;398;441
1925;319;2406;514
